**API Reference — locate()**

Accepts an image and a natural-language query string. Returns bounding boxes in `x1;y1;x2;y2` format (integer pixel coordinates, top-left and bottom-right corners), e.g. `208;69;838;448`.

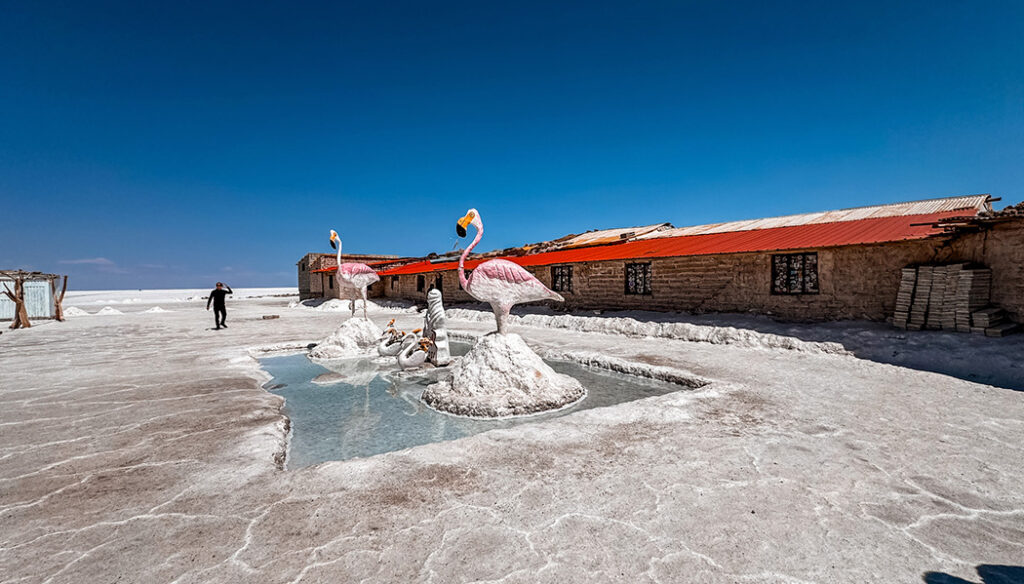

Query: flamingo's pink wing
338;263;380;286
475;260;536;285
468;259;563;305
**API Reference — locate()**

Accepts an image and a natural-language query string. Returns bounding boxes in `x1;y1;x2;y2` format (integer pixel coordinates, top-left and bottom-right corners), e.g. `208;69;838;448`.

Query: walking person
206;282;233;330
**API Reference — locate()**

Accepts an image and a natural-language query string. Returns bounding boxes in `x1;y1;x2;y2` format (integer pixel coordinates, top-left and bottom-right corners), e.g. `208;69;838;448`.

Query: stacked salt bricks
893;264;1019;336
956;268;991;332
906;266;933;330
892;268;917;329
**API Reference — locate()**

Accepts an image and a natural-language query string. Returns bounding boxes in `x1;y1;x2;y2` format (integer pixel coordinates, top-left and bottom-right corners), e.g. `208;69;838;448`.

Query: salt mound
95;306;124;315
143;306;170;313
422;333;586;418
308;318;383;360
293;298;418;314
311;298;351;312
444;309;847;354
63;306;90;317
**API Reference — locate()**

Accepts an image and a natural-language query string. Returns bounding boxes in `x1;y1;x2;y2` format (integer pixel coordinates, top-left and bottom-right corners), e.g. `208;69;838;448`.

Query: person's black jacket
207;286;233;309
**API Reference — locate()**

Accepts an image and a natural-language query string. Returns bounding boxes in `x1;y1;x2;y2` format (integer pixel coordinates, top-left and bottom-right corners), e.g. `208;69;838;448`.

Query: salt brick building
301;195;1024;323
296;252;399;300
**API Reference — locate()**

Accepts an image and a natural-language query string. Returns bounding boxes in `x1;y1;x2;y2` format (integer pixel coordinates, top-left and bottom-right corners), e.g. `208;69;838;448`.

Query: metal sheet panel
24;280;54;318
0;279;54;320
0;280;13;320
642;195;989;239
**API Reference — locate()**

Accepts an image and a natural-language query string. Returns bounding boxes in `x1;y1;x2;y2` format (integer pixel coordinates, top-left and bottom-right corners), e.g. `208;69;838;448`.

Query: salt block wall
977;221;1024;322
376;218;1023;323
521;240;943;321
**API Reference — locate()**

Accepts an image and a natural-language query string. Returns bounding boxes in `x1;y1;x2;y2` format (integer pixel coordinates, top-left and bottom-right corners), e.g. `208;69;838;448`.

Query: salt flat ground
1;291;1022;583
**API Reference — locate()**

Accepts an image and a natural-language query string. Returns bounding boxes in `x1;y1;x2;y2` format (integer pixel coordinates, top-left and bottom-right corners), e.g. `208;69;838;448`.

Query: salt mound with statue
420;207;587;417
422;333;585;418
308;318;382;360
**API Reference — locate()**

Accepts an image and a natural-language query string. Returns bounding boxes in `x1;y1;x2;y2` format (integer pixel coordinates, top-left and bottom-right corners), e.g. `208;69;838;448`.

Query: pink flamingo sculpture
329;229;380;319
456;208;564;334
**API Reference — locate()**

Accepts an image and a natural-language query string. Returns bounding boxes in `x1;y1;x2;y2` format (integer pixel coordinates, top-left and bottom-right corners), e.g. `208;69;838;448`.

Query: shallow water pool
261;344;689;468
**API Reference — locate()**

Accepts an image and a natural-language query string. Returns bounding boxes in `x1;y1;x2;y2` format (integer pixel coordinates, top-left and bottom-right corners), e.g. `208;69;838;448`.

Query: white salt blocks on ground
422;333;586;418
308;318;382;360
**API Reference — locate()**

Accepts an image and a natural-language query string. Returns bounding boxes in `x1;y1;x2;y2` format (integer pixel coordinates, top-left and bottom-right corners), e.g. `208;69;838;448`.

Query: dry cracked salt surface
1;294;1023;583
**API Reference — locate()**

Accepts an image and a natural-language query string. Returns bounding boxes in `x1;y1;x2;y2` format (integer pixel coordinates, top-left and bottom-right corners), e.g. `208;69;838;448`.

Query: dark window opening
551;265;573;293
771;252;819;294
433;274;443;291
328;276;334;289
416;275;425;292
624;263;652;296
390;276;398;290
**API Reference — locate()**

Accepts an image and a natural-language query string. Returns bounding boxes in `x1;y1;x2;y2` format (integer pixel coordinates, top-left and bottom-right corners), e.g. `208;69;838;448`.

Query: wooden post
2;277;31;329
51;275;68;321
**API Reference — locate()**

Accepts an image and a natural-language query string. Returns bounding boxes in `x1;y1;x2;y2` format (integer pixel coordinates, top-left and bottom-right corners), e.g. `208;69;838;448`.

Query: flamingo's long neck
459;220;482;291
336;238;342;272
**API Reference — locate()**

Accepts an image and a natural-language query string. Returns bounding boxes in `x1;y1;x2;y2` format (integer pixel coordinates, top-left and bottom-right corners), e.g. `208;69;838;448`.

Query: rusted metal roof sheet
641;195;991;239
311;258;411;273
552;223;672;249
378;209;977;276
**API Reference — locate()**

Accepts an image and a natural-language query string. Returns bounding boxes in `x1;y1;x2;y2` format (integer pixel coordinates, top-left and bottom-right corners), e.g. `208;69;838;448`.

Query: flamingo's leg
361;287;369;319
493;304;511;334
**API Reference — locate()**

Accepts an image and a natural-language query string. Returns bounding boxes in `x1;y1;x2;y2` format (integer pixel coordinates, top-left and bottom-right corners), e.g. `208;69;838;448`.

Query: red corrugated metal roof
377;210;974;276
311;259;403;273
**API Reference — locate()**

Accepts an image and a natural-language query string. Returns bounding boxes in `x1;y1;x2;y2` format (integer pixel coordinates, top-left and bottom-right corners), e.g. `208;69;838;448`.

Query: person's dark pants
214;307;227;328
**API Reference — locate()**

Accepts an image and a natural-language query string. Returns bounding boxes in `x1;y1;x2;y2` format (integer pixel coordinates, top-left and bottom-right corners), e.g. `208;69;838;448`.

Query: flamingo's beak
329;231;338;249
456;212;474;238
329;239;336;249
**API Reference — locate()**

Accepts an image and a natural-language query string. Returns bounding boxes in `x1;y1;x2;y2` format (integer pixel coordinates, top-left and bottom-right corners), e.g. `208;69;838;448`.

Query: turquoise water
261;344;688;468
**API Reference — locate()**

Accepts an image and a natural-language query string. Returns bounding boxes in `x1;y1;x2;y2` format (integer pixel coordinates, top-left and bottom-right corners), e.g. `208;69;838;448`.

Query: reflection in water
262;347;690;468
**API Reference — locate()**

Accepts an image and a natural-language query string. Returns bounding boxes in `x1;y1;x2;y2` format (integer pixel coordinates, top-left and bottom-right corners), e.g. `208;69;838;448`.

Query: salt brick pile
893;265;1019;337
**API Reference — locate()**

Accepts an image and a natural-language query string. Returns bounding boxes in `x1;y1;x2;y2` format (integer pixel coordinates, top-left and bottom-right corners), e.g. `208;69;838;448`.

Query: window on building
551;265;573;293
390;276;398;290
624;263;652;295
328;276;334;289
416;275;425;292
459;270;472;290
434;274;443;291
301;262;306;271
771;252;819;294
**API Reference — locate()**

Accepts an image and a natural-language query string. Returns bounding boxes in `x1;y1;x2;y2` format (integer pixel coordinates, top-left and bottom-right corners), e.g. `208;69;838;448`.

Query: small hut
0;270;68;327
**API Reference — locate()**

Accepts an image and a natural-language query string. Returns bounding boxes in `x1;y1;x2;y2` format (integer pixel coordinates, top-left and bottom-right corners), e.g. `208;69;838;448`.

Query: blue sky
2;1;1022;289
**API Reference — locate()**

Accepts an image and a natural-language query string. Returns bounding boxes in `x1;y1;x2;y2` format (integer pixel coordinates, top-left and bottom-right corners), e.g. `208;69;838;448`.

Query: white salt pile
308;318;382;359
444;308;847;354
422;333;586;418
95;306;124;316
292;298;418;314
63;306;90;317
311;298;352;312
143;306;170;313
